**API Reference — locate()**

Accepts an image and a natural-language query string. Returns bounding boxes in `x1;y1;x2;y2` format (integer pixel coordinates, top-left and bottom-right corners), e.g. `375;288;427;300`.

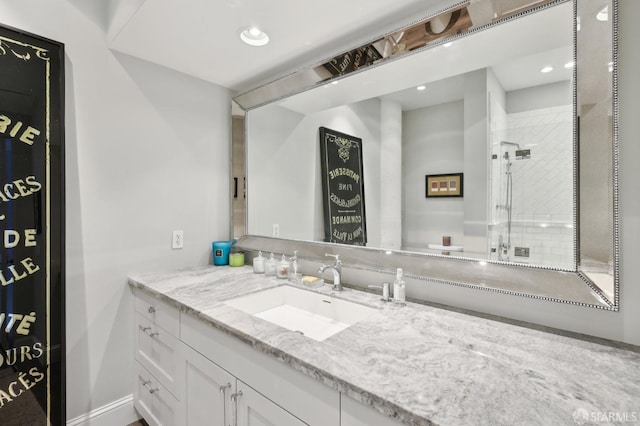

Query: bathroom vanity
129;266;640;426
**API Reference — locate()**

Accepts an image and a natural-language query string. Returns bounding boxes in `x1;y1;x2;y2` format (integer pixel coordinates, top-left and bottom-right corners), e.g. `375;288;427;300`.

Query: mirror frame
231;0;619;311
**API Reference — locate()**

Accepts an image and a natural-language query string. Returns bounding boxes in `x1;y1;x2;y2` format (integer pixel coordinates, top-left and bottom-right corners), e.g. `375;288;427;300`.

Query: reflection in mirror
247;1;574;269
235;0;618;309
232;106;246;239
577;0;616;303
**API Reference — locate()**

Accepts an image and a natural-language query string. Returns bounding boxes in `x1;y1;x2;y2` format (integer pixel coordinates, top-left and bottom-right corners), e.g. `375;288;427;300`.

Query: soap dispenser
393;268;406;305
253;251;265;274
277;254;291;279
265;252;277;277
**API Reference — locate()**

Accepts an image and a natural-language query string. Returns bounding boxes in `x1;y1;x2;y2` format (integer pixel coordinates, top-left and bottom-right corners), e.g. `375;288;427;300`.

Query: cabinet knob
219;382;232;394
148;306;157;314
139;325;159;338
143;380;159;394
231;390;243;426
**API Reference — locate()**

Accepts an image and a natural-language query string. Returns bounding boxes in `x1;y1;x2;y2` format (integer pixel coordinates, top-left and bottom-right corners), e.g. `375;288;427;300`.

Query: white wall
463;69;489;254
402;100;465;250
379;100;403;249
617;0;640;345
248;100;382;247
507;80;572;113
0;0;231;422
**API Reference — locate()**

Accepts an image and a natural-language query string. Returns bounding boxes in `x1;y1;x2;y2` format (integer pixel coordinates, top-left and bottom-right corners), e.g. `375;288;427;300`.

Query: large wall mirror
232;0;618;310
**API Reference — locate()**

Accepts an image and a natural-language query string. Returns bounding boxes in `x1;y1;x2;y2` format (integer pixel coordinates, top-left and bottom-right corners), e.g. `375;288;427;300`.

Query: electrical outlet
172;230;184;249
272;224;279;238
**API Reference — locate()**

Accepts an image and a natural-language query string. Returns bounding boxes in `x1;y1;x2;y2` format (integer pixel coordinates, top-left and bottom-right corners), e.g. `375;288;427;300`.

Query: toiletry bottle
277;254;290;279
253;251;265;274
288;251;301;284
393;268;406;305
265;252;277;277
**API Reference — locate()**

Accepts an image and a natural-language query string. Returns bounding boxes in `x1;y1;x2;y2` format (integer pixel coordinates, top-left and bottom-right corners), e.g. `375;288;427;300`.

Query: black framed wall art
0;24;65;425
319;127;367;246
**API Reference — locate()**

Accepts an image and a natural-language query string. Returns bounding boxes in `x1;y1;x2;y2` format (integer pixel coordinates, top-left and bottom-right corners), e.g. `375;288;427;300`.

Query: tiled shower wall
490;105;574;269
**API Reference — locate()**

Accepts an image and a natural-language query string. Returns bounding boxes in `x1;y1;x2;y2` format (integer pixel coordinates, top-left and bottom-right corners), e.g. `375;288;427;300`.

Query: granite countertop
128;266;640;426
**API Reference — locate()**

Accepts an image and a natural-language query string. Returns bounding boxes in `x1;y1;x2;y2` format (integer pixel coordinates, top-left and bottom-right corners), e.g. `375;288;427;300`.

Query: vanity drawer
134;362;178;426
135;289;179;337
136;313;179;398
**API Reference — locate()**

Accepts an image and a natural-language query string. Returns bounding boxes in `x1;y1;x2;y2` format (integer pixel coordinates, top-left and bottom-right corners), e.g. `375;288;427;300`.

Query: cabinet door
180;343;236;426
235;380;308;426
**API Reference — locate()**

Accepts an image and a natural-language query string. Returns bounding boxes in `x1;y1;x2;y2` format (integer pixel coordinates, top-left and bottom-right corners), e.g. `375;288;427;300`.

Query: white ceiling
107;0;609;109
108;0;448;92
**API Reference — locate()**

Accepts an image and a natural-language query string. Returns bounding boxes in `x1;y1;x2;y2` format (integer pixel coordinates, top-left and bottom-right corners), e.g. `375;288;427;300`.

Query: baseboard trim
67;394;139;426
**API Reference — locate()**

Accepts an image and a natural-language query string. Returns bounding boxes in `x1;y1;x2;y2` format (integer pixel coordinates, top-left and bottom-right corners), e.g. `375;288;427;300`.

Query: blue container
212;241;232;265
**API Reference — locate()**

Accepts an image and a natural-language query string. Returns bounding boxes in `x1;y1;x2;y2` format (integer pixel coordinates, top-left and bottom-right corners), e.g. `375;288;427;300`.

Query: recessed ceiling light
540;65;554;73
443;42;453;48
596;5;608;22
608;61;614;72
416;85;426;91
240;26;269;46
564;61;574;69
577;16;581;31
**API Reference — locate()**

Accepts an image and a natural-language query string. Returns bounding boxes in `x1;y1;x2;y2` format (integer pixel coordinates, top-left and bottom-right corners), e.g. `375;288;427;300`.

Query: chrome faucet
318;254;343;291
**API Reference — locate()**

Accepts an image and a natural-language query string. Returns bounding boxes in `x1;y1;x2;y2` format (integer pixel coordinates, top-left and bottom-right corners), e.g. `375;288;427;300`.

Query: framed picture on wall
1;24;65;425
426;173;463;198
319;127;367;246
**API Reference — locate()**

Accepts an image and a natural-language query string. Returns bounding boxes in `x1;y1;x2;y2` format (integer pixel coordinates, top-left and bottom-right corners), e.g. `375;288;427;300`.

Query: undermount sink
223;285;377;341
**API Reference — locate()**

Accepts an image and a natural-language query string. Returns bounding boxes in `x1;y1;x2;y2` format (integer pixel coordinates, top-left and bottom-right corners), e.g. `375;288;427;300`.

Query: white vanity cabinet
133;289;180;425
179;335;307;426
132;288;406;426
180;311;340;426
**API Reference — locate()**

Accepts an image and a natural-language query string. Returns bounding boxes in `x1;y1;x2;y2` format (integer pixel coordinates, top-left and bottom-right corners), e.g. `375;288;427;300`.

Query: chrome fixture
368;282;391;302
497;140;521;262
318;254;343;291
